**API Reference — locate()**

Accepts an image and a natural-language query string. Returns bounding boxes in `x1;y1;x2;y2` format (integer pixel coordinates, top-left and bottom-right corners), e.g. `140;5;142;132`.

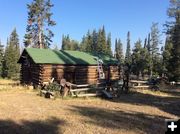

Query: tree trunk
38;17;43;49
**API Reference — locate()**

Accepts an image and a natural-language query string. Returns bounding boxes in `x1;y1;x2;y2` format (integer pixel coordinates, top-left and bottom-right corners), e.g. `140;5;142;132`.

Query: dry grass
135;88;180;98
0;79;33;93
0;80;179;134
0;79;19;85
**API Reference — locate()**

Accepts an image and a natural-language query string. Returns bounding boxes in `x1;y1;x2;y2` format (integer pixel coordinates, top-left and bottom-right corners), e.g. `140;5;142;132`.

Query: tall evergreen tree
24;0;56;48
61;35;79;51
162;36;173;76
0;40;4;77
147;33;151;52
80;26;111;55
132;39;149;78
70;40;79;50
143;37;147;48
106;33;112;56
2;39;9;78
61;34;71;50
86;30;93;52
92;29;98;52
146;33;153;77
125;31;131;64
147;23;161;77
166;0;180;81
80;35;87;52
151;22;161;56
115;39;118;58
115;38;124;63
3;29;20;79
97;26;107;54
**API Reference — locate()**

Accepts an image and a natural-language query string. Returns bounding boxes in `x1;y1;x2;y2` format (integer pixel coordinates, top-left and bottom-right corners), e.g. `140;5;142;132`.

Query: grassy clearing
135;88;180;98
0;79;19;85
0;79;179;134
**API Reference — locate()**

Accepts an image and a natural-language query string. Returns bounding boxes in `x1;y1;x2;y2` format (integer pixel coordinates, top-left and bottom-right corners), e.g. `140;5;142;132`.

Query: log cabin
18;48;120;87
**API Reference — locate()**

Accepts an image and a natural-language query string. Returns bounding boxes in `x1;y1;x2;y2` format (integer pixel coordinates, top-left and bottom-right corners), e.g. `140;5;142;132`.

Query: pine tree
166;0;180;81
3;29;20;79
97;26;107;54
146;23;161;77
115;38;124;63
70;40;79;50
125;31;131;64
92;29;98;52
61;35;79;51
146;33;152;77
132;39;149;78
86;30;93;52
0;40;4;77
131;39;143;78
80;26;111;55
80;35;87;52
151;22;162;74
143;37;147;48
106;33;112;56
61;35;71;50
2;39;9;78
24;0;56;48
163;36;173;76
61;34;65;50
101;26;107;54
147;33;151;52
151;22;161;57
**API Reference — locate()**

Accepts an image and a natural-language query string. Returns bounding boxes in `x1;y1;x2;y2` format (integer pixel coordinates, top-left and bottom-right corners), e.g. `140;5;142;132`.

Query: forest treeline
0;0;179;81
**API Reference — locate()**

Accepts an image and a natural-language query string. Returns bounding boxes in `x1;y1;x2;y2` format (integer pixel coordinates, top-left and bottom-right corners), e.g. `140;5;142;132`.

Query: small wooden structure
18;48;120;87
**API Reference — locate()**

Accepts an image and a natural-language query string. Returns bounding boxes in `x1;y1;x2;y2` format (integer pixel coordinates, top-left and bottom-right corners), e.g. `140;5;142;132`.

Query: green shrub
45;82;60;92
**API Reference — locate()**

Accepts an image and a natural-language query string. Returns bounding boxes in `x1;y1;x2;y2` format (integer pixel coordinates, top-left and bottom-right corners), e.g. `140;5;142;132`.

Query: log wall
21;63;120;86
40;65;98;84
20;63;42;85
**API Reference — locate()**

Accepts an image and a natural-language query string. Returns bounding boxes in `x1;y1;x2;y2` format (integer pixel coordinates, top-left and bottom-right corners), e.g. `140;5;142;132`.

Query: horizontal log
75;71;97;74
132;86;150;88
77;93;97;97
75;74;97;77
75;78;97;80
41;70;64;74
70;88;90;92
75;80;97;84
75;77;97;80
75;84;90;88
32;77;42;81
42;67;97;72
110;75;119;77
40;72;98;77
75;78;97;81
76;68;97;71
110;78;119;80
130;80;148;83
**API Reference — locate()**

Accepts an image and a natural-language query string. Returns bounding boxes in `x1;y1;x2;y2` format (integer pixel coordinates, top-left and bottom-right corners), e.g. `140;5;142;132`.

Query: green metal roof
19;48;118;65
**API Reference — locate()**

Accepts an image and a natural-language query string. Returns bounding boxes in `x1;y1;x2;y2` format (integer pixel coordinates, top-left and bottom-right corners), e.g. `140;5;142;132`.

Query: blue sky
0;0;170;52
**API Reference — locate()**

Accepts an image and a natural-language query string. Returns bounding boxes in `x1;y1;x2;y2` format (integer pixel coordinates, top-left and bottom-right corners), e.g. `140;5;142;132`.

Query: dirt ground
0;80;179;134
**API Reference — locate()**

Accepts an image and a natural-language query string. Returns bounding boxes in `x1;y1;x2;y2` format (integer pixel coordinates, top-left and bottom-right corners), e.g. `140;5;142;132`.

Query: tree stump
60;78;72;97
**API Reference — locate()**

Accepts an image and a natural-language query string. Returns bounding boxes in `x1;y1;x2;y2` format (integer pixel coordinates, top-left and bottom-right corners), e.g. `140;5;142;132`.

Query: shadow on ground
70;105;167;134
113;90;180;117
0;117;66;134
